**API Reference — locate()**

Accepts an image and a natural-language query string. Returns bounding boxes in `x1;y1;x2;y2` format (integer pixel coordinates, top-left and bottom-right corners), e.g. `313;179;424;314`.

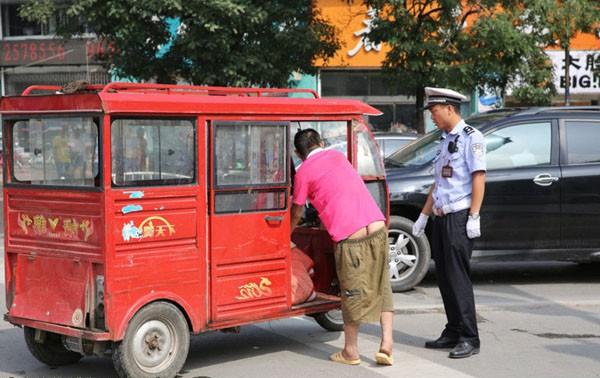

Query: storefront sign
546;50;600;94
0;38;112;67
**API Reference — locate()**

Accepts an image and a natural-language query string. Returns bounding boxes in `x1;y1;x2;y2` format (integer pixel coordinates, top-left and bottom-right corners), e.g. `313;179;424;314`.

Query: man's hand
466;214;481;239
412;213;429;237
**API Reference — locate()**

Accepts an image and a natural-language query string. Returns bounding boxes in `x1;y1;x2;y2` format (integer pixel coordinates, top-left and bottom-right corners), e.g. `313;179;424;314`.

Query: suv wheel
388;216;431;292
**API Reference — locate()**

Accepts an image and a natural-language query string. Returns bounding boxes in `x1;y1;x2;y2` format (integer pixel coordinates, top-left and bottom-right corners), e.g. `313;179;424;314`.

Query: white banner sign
546;50;600;94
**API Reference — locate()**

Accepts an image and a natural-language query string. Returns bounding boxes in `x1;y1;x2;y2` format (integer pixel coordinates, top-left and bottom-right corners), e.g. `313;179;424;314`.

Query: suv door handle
264;215;283;225
533;173;559;187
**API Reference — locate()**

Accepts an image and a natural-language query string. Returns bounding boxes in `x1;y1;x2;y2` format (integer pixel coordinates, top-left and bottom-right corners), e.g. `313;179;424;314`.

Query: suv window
385;129;442;168
564;120;600;164
485;122;551;170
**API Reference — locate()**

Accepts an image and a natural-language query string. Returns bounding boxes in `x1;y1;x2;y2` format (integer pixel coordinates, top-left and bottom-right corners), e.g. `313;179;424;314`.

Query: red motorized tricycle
1;82;387;377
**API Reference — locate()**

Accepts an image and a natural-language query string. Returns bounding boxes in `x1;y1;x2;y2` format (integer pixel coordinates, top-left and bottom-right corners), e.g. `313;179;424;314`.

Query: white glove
466;214;481;239
412;213;429;237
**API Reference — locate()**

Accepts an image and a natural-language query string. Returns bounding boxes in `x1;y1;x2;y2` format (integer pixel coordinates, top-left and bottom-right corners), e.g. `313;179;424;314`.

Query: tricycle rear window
11;117;99;187
111;119;195;187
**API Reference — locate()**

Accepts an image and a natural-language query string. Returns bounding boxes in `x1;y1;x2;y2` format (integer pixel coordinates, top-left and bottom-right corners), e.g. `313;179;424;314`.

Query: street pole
565;43;570;106
564;11;570;106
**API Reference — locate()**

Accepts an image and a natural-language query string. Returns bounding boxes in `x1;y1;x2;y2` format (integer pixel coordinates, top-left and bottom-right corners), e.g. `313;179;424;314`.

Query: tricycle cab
1;83;387;377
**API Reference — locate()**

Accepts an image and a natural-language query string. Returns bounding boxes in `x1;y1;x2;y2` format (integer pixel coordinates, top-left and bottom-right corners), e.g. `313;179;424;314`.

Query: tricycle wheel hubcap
132;319;177;372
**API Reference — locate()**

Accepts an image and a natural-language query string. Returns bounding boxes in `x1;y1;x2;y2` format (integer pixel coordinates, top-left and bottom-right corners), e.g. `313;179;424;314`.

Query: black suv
384;107;600;291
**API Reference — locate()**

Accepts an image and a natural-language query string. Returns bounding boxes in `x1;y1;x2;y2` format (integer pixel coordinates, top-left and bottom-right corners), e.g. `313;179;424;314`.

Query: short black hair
450;103;461;115
294;128;322;160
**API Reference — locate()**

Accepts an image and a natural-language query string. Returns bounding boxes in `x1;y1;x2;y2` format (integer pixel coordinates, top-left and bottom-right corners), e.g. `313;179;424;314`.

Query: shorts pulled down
334;227;394;324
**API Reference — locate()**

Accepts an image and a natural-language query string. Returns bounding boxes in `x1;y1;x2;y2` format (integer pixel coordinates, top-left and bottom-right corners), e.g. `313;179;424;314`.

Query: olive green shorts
334;227;394;325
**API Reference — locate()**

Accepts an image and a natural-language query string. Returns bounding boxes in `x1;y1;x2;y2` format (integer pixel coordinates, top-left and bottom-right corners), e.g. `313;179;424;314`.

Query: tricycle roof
0;82;382;117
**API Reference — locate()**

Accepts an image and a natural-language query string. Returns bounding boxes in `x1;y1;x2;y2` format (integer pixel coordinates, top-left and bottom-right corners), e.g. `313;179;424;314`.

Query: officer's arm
421;184;435;216
470;171;485;215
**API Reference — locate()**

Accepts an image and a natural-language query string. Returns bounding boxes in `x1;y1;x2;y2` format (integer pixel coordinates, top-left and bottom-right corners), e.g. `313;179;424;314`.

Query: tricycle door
209;121;290;322
109;118;205;330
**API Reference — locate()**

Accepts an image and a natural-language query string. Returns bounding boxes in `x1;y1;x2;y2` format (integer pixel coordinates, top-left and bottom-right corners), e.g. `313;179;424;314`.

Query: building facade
311;0;600;132
0;1;110;96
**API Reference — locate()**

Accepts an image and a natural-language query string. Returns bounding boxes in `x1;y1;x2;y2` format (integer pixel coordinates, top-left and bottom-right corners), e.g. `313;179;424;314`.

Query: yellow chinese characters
17;212;94;241
235;277;273;300
121;216;176;242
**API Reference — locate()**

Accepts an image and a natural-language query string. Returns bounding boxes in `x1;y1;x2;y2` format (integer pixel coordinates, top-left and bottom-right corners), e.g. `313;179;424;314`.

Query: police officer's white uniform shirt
432;120;486;212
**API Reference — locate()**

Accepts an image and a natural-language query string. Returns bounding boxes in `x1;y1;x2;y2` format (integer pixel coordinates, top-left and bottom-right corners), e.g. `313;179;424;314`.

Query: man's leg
434;216;461;339
379;311;393;354
343;323;360;360
446;210;478;344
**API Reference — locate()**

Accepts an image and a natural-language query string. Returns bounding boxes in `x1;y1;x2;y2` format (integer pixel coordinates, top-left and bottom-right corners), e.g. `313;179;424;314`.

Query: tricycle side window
213;121;287;214
290;121;348;169
111;118;195;187
9;117;99;187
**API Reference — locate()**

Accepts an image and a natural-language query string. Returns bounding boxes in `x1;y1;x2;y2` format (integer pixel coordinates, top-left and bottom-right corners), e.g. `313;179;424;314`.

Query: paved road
1;258;599;378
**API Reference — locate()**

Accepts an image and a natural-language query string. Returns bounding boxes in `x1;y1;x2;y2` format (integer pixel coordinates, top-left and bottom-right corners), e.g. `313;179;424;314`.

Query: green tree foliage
20;0;340;87
363;0;574;131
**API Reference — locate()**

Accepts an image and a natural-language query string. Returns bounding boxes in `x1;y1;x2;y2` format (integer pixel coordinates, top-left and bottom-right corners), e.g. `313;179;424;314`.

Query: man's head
294;128;324;161
424;87;466;131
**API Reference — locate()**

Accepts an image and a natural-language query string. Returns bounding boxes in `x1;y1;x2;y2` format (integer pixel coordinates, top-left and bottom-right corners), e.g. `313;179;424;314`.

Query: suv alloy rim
388;229;419;282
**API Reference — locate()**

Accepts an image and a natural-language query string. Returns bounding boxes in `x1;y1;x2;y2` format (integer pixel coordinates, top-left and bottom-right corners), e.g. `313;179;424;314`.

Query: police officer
412;87;486;359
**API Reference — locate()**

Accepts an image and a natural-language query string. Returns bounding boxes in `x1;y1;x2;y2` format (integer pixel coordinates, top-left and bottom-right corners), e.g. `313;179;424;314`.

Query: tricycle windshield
354;120;385;177
10;116;99;187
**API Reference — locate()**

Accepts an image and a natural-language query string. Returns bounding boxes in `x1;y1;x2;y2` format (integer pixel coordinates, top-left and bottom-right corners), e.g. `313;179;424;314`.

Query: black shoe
425;336;459;349
448;341;480;359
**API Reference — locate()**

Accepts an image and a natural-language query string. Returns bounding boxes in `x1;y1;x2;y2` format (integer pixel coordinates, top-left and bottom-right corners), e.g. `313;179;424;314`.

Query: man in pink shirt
291;129;394;366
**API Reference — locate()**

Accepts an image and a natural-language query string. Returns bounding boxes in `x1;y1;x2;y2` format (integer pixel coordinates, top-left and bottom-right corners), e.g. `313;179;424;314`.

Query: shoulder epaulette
463;125;475;135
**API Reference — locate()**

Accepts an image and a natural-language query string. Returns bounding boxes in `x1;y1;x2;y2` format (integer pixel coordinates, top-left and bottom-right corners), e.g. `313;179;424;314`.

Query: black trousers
431;209;480;346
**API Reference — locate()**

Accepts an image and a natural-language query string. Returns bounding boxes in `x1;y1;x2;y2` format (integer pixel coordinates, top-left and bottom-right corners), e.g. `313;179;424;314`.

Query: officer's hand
466;214;481;239
412;213;429;237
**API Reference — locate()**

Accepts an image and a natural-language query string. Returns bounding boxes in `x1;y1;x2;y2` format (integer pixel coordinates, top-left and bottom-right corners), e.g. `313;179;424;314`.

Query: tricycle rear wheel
112;302;190;378
313;309;344;332
23;327;83;367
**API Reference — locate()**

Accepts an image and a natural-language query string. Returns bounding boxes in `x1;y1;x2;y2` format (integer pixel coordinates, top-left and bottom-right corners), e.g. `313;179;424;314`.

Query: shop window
2;4;53;37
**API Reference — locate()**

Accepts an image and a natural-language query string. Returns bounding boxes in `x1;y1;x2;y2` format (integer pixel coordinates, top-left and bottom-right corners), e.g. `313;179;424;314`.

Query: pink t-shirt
293;149;385;242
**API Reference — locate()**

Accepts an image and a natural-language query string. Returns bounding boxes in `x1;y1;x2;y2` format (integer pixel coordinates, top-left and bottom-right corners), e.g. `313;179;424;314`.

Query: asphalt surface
1;240;599;378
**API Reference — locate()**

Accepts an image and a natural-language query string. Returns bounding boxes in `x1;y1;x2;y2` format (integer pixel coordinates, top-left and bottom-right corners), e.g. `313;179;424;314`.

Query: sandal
375;350;394;366
330;351;361;365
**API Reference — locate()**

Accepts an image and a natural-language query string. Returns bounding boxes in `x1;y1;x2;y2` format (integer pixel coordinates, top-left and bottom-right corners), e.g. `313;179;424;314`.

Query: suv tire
388;215;431;292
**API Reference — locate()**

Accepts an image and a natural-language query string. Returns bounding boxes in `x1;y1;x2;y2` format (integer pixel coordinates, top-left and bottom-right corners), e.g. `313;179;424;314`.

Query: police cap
424;87;467;109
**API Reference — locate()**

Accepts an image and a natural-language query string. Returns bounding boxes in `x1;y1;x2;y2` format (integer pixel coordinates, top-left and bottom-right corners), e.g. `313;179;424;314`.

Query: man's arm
422;184;435;216
412;184;435;237
291;204;304;235
470;171;486;214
